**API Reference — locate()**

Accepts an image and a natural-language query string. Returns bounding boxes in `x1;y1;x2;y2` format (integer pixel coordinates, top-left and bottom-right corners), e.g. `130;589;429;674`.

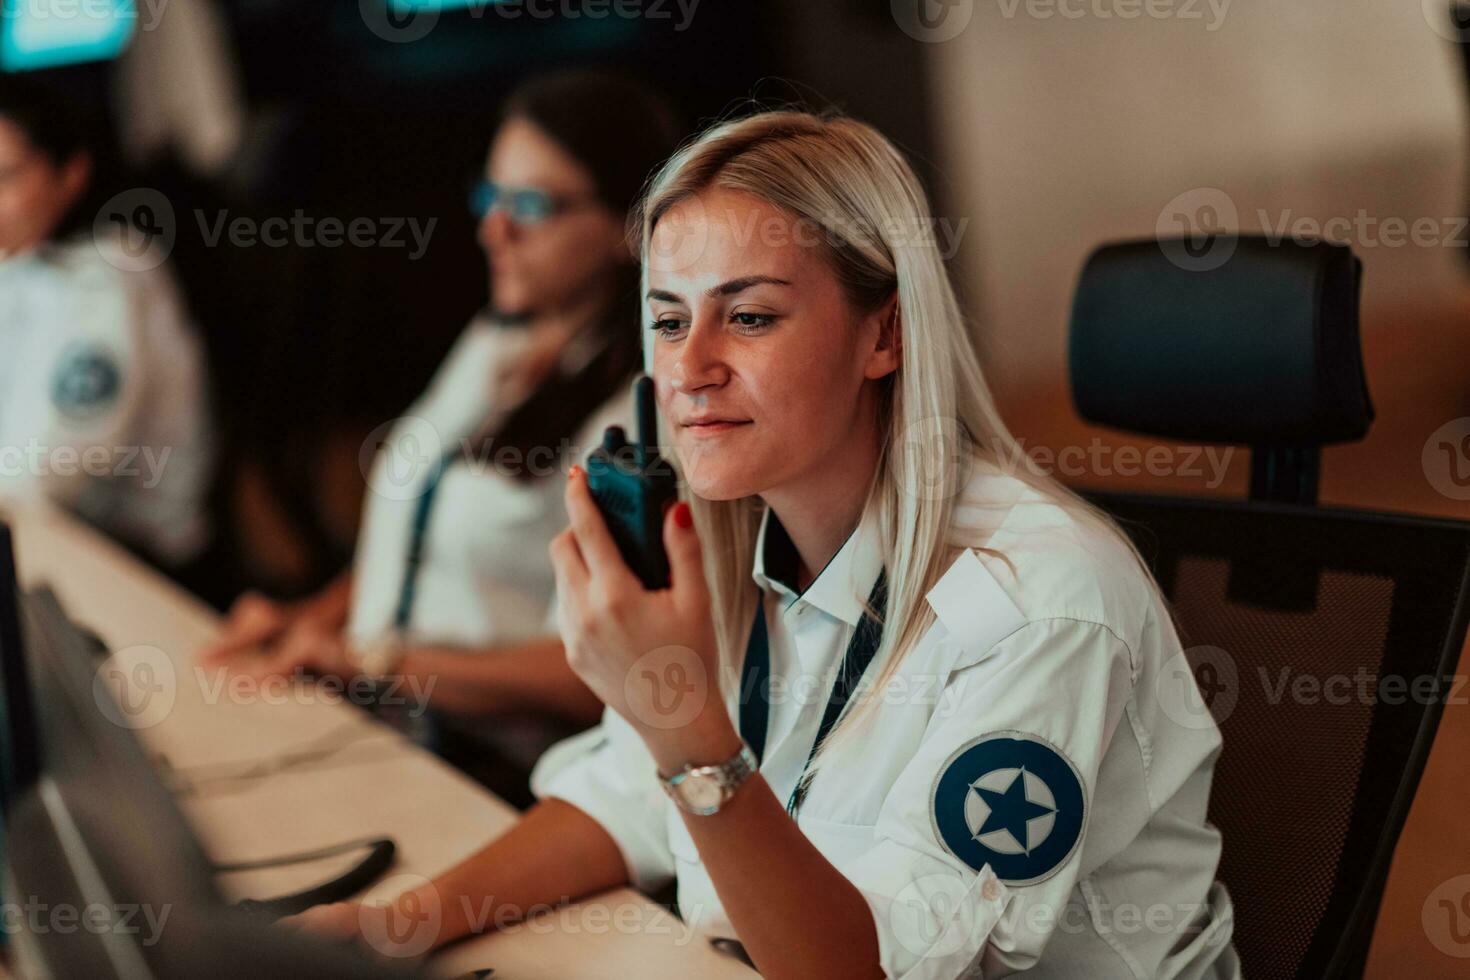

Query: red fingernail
673;501;693;529
568;465;582;480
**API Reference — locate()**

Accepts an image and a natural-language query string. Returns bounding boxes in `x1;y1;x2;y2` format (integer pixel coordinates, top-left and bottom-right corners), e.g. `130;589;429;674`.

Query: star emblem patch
51;343;121;420
932;732;1086;885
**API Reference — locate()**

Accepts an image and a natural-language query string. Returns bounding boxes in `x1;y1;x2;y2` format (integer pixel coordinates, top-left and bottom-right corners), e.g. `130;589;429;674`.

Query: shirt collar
751;504;885;627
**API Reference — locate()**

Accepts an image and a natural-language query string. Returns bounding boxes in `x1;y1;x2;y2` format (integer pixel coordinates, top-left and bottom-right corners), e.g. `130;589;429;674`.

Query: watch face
679;775;724;812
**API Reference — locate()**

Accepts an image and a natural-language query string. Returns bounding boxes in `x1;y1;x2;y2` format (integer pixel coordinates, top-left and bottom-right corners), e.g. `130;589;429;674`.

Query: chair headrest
1068;236;1373;446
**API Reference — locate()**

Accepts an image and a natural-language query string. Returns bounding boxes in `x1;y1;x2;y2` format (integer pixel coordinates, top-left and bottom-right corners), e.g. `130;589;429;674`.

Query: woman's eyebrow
710;275;792;297
646;276;793;305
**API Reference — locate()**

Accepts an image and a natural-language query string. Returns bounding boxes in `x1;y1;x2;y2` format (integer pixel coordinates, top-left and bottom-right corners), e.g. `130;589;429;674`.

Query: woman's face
477;116;629;317
0;117;88;259
647;188;898;502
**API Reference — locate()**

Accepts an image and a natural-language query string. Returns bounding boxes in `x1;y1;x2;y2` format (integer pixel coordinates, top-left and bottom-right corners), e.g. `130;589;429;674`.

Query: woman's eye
730;312;776;332
649;317;687;338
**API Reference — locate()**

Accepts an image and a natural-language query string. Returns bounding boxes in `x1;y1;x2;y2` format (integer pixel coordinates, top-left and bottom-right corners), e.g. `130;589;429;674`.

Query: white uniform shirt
532;460;1242;979
347;314;631;649
0;237;212;564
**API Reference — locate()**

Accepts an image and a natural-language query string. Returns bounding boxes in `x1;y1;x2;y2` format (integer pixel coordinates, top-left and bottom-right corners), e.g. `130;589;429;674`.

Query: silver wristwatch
660;743;759;816
347;630;406;680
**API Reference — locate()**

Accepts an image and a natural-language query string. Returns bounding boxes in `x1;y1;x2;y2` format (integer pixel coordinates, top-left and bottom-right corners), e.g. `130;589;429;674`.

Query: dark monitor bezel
0;521;39;810
7;583;429;979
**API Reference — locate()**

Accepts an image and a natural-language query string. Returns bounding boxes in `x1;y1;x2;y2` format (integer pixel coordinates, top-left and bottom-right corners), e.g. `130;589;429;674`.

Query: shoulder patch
51;343;122;419
931;731;1086;885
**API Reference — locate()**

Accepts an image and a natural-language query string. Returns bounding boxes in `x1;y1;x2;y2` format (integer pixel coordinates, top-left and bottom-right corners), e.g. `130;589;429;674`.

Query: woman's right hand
198;590;291;664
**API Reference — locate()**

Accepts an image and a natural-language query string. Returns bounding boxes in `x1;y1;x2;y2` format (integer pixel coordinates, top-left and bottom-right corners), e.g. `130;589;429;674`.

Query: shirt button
982;878;1001;902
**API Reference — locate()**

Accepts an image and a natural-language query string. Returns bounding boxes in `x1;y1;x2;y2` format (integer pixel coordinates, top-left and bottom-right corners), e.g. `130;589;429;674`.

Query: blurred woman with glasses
201;70;684;802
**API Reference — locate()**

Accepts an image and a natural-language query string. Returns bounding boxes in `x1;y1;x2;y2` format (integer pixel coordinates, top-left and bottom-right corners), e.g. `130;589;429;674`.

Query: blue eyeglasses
468;180;597;225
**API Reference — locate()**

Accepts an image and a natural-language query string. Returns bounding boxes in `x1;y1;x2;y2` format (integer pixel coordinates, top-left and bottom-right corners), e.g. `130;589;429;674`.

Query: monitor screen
0;0;136;72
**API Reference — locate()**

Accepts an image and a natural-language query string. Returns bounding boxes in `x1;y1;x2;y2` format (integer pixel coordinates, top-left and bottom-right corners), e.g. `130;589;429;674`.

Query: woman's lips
681;420;752;437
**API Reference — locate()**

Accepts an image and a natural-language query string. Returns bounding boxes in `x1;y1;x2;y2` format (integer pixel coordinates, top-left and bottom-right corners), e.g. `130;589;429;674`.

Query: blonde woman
291;110;1240;980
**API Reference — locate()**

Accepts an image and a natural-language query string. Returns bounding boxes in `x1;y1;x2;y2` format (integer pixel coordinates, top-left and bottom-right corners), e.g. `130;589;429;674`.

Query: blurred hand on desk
200;590;293;662
199;574;358;680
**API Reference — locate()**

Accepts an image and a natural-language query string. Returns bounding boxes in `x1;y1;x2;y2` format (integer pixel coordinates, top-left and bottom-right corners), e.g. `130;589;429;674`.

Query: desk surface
7;501;756;980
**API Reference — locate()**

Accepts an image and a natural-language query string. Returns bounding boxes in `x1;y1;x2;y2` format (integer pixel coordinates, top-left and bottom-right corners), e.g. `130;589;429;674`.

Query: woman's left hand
551;467;739;773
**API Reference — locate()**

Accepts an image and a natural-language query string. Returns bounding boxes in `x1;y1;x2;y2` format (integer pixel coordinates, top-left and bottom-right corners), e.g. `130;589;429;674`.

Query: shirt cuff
530;721;676;894
840;838;1008;980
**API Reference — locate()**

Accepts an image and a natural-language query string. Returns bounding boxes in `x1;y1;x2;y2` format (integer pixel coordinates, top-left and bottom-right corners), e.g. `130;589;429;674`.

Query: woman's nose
478;208;514;251
672;320;731;392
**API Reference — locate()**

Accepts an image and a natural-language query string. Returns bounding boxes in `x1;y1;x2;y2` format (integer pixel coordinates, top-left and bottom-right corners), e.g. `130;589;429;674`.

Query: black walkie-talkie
586;376;681;589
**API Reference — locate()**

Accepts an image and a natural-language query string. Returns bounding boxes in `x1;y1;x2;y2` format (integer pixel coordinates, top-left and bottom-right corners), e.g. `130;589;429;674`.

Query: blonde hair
634;109;1152;774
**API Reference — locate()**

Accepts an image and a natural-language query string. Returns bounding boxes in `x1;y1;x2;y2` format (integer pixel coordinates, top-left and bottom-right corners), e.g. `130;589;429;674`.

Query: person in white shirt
0;80;213;566
200;71;684;789
288;110;1241;979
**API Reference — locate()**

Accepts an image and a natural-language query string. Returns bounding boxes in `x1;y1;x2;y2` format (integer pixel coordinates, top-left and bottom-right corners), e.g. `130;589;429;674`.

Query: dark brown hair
467;69;683;479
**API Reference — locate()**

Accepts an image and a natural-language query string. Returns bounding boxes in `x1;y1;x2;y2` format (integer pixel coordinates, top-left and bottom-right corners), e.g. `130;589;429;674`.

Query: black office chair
1069;237;1470;980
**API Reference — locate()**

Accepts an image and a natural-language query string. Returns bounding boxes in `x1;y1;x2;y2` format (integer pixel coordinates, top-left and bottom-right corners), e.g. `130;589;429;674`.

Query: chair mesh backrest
1090;493;1470;980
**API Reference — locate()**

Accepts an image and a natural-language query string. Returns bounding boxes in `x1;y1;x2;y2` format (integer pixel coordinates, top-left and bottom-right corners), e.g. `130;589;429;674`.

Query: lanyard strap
390;450;459;632
738;568;888;816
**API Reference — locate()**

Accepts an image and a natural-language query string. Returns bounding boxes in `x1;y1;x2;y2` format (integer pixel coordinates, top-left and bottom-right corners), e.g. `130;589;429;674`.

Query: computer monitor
0;0;136;72
0;565;426;978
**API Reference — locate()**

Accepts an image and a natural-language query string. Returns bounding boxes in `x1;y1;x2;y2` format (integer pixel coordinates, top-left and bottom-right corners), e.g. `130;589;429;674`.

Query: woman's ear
58;153;92;214
863;293;902;381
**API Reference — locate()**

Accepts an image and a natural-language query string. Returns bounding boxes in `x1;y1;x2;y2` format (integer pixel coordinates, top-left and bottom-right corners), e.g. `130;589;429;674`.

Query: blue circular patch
51;344;121;419
931;732;1086;885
